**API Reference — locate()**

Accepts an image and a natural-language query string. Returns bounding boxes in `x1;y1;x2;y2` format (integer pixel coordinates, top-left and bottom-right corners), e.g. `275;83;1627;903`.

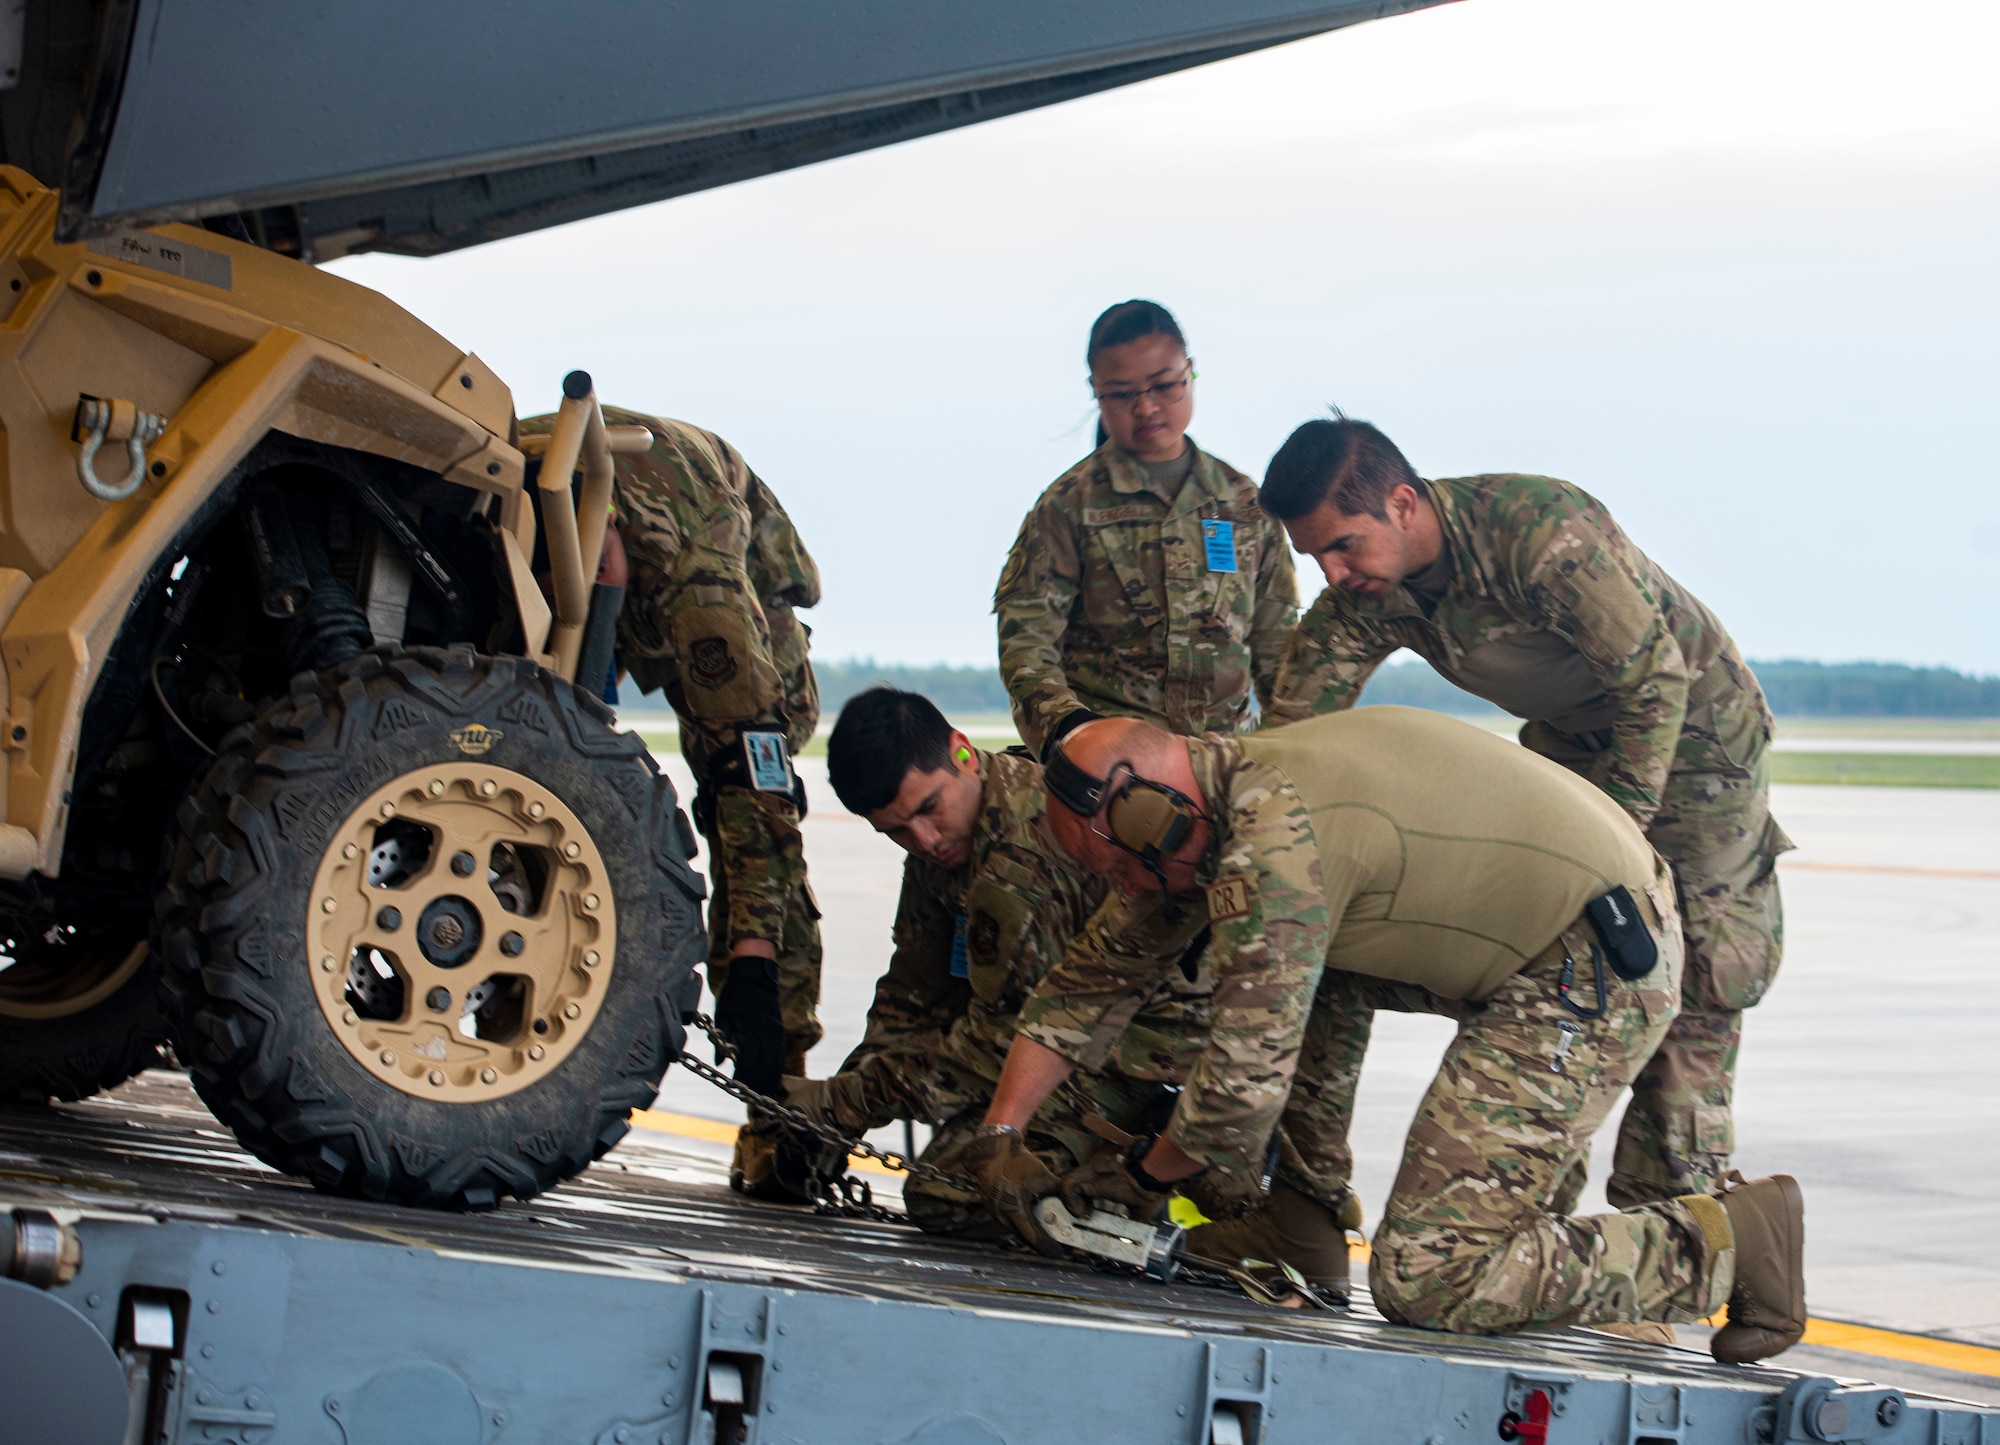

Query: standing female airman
994;301;1297;756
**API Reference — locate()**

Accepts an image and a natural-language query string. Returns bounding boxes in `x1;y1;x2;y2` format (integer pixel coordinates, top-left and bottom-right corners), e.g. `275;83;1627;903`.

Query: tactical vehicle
0;159;707;1210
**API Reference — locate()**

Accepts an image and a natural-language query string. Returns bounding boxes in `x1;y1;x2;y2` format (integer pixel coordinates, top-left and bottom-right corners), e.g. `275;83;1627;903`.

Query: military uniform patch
688;635;739;688
1080;503;1157;527
967;909;1001;969
1206;876;1252;923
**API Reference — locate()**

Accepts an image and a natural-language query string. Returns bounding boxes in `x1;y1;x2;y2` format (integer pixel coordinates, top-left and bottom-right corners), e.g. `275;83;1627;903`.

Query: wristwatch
1125;1132;1202;1193
974;1123;1021;1139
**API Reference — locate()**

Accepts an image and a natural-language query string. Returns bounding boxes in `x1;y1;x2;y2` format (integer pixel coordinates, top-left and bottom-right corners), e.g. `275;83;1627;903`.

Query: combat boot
1709;1173;1806;1364
1184;1183;1351;1298
1590;1321;1679;1347
729;1128;817;1205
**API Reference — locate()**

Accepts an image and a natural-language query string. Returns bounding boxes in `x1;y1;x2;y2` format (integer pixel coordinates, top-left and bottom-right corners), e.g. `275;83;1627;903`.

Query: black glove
1041;707;1101;763
713;955;785;1099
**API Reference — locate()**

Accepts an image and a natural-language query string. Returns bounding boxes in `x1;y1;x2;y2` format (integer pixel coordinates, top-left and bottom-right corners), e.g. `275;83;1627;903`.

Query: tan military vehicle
0;167;707;1208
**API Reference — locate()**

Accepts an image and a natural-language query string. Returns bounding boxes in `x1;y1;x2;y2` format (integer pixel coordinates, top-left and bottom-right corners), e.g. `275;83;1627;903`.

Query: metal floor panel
2;1073;1995;1445
0;1073;1731;1373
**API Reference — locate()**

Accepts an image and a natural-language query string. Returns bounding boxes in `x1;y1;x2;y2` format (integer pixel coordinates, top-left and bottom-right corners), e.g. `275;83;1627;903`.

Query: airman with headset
956;708;1807;1363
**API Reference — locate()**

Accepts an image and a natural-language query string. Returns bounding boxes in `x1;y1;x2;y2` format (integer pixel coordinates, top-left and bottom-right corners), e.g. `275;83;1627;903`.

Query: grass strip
638;730;831;758
633;733;2000;788
1771;752;2000;789
636;729;1022;760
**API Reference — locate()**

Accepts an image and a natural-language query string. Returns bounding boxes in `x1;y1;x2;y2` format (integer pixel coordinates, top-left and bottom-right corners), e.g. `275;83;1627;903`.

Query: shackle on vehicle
73;394;168;501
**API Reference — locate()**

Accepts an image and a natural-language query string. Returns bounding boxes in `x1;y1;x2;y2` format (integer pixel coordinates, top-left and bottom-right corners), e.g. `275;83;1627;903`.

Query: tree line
794;656;2000;719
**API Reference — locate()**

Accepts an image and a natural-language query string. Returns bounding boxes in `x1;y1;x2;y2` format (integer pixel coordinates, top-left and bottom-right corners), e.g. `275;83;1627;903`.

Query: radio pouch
1584;885;1657;981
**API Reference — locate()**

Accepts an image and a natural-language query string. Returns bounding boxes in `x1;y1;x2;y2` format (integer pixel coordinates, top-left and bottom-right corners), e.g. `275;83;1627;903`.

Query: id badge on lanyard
950;914;970;979
743;730;795;793
1202;517;1238;573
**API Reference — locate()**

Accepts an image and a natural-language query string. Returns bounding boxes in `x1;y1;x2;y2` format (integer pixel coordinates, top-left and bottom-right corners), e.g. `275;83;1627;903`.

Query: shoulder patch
1206;876;1253;923
687;635;739;688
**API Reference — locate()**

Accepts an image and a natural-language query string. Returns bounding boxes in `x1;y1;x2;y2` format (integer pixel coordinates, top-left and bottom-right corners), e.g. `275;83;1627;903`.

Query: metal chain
679;1013;1341;1308
679;1013;979;1214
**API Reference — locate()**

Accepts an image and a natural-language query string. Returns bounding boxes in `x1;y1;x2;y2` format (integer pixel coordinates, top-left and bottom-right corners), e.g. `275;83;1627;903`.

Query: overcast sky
330;0;2000;674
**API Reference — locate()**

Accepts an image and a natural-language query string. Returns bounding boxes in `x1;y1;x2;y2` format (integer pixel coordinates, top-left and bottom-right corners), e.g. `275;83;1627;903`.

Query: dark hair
1086;299;1186;368
827;687;955;815
1260;414;1421;522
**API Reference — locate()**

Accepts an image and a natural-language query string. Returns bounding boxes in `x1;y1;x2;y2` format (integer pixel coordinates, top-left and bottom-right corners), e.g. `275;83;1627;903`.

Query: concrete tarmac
649;755;1999;1392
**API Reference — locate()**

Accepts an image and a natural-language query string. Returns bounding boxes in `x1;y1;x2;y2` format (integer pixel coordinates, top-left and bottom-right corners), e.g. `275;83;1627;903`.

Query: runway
645;752;2000;1393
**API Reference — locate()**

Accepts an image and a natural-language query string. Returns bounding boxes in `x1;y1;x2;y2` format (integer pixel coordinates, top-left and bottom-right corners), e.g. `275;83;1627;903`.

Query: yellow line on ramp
629;1108;899;1176
631;1108;738;1145
1799;1319;2000;1379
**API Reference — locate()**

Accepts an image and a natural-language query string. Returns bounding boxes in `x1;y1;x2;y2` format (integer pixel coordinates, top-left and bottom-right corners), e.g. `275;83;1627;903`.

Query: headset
1044;738;1204;872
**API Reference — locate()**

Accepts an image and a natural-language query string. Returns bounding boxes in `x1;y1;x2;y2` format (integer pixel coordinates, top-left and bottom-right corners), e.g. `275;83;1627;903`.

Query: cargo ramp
5;1072;1997;1445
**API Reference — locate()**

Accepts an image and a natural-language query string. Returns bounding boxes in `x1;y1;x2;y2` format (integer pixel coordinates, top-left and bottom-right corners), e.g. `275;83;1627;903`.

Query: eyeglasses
1092;364;1195;410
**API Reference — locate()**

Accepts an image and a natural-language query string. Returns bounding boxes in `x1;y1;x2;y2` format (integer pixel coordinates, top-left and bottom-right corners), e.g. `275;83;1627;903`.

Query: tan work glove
958;1127;1064;1256
781;1074;868;1135
1058;1141;1175;1223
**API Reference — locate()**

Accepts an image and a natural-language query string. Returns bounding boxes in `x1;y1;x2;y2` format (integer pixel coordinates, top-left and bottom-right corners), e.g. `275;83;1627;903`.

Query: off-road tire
0;942;169;1102
155;645;707;1209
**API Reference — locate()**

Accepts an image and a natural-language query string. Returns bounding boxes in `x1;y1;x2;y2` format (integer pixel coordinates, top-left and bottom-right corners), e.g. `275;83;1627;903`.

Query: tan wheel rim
0;940;148;1020
307;763;617;1102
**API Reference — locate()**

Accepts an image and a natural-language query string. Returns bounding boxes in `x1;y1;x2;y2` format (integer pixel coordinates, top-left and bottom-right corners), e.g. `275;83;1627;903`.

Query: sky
329;0;2000;673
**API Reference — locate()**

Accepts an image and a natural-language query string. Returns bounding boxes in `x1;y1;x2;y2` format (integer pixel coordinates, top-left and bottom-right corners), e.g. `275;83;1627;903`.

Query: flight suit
1018;709;1734;1334
1269;474;1790;1210
994;439;1297;757
812;748;1213;1236
520;409;825;1071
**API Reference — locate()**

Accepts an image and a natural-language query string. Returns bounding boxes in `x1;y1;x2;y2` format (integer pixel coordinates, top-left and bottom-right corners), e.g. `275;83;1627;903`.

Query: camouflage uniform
815;748;1213;1235
1269;474;1791;1208
1019;709;1734;1332
521;408;824;1067
994;440;1298;756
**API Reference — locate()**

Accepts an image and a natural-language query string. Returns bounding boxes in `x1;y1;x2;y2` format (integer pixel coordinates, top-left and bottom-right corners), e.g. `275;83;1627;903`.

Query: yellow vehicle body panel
0;168;540;876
